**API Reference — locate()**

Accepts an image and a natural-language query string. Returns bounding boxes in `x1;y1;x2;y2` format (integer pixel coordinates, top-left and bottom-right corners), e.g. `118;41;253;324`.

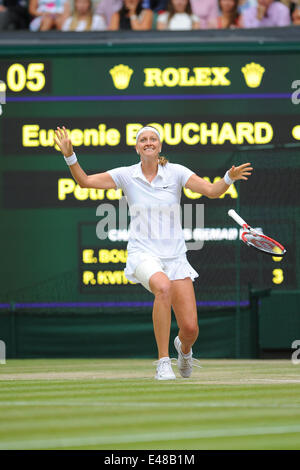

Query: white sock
180;346;192;358
159;356;170;361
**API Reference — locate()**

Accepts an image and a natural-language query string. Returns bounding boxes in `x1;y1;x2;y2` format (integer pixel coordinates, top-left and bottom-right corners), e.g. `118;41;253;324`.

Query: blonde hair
69;0;93;31
69;13;93;30
158;156;168;166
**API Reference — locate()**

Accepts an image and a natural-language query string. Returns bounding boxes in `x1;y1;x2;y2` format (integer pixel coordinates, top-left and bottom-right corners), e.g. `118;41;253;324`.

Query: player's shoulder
160;162;190;182
127;162;142;177
164;162;180;170
166;162;190;173
109;163;138;175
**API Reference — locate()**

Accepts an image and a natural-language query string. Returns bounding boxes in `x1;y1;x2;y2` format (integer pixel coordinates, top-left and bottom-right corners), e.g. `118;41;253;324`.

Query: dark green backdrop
0;40;299;358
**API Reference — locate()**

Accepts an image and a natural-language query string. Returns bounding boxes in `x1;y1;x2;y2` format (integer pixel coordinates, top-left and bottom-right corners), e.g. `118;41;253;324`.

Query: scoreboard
0;40;299;308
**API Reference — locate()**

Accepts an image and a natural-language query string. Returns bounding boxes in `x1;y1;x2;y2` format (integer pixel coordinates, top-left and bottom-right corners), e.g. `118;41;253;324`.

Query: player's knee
152;279;171;299
182;322;199;340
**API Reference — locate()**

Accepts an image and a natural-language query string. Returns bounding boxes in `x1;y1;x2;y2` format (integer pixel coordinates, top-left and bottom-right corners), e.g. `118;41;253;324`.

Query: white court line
1;377;300;385
246;379;300;383
1;424;300;449
1;400;300;408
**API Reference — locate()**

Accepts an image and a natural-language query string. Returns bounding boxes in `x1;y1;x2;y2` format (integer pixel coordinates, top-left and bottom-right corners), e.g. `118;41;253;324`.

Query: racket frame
228;209;286;257
241;224;286;257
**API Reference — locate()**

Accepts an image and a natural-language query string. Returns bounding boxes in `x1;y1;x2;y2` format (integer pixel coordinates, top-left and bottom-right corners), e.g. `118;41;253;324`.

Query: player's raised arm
185;163;253;199
54;126;116;189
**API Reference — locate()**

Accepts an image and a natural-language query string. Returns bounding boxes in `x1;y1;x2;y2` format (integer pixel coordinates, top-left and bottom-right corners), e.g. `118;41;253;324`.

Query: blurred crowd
0;0;299;32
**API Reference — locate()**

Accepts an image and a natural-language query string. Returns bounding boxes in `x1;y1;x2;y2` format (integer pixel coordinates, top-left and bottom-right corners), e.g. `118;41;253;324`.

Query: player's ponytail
158;156;168;166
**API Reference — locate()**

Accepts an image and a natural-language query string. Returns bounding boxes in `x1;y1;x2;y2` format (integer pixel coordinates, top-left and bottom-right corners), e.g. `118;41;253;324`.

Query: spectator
242;0;291;27
208;0;241;28
95;0;122;28
0;0;10;28
292;4;300;22
238;0;257;14
280;0;299;11
110;0;153;30
61;0;106;30
0;0;31;29
29;0;70;30
96;0;152;28
157;0;200;30
189;0;219;28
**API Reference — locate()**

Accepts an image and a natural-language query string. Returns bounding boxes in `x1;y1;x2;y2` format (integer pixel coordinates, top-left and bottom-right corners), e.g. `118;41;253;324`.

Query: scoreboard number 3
6;63;46;92
272;268;284;285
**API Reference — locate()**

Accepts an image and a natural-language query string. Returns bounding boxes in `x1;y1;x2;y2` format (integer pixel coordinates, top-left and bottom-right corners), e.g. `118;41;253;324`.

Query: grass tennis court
1;359;300;450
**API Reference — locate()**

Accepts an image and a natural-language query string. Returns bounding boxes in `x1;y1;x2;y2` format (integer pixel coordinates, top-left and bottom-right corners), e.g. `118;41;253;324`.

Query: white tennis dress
108;161;199;290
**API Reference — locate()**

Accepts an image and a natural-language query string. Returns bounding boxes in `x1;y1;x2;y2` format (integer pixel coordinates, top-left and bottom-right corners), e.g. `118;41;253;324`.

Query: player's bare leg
149;272;176;380
149;272;172;359
171;277;199;354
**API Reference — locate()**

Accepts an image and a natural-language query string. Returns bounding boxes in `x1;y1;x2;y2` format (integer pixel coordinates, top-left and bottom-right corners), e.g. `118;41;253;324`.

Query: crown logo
109;64;133;90
241;62;265;88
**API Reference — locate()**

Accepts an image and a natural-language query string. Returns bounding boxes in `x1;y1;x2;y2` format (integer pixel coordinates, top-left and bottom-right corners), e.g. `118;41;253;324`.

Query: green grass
1;359;300;450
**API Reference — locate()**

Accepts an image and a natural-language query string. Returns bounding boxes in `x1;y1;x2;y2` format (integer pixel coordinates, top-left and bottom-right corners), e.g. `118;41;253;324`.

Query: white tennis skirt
125;251;199;292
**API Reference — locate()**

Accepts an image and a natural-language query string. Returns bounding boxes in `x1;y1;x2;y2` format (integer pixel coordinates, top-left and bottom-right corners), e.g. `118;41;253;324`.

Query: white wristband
224;170;234;185
64;152;77;166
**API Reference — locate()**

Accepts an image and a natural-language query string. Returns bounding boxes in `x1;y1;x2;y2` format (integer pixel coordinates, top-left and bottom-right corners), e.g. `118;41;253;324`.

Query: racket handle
228;209;248;228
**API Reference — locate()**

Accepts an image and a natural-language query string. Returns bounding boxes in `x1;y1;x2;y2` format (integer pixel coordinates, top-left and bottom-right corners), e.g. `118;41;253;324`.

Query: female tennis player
54;125;252;380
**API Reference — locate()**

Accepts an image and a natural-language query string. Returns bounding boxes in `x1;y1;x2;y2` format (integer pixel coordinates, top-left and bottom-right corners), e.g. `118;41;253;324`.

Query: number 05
7;63;45;92
26;63;45;92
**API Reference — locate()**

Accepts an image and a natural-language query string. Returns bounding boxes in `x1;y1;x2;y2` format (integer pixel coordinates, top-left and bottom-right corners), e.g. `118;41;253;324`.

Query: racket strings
243;231;285;255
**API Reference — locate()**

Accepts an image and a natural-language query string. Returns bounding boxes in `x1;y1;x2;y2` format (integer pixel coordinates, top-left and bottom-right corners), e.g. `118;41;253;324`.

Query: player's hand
54;126;73;157
228;163;253;181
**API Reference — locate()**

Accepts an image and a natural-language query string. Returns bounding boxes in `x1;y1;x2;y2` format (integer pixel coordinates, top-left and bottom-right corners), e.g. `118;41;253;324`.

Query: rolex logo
241;62;265;88
109;64;133;90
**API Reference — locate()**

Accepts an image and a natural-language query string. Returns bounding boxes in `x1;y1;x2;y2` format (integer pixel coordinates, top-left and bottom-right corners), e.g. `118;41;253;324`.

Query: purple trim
0;300;249;310
0;303;10;309
6;93;290;103
197;300;249;307
15;301;154;309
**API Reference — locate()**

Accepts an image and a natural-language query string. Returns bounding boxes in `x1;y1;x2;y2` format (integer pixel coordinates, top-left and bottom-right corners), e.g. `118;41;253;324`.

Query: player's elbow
208;192;219;199
77;178;89;188
207;185;219;199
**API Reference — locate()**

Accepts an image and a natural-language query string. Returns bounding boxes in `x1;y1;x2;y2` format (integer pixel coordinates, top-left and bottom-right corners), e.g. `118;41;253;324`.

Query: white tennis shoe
154;357;176;380
174;336;201;378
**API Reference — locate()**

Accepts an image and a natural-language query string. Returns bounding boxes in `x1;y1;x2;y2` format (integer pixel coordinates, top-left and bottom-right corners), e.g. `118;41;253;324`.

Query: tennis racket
228;209;286;257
